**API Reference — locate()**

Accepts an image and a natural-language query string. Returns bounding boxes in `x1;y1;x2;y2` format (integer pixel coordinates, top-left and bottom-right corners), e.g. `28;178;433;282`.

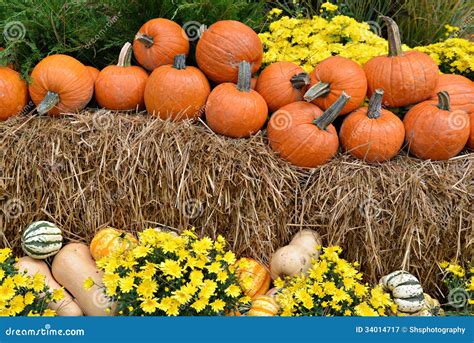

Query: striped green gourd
380;270;425;314
21;221;63;259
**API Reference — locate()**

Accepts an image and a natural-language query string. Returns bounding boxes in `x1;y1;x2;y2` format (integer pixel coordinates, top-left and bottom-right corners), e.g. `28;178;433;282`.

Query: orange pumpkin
86;66;100;83
205;61;268;138
268;93;350;168
247;295;280;316
133;18;189;72
90;227;138;261
29;54;94;116
0;67;28;120
364;16;439;107
196;20;262;84
428;74;474;150
145;54;210;120
95;42;148;111
304;56;366;115
339;89;405;162
404;91;470;160
256;61;310;113
236;258;271;298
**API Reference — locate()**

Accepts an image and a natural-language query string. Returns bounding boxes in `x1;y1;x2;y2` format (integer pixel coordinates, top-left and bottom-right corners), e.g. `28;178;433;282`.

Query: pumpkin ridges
0;67;28;120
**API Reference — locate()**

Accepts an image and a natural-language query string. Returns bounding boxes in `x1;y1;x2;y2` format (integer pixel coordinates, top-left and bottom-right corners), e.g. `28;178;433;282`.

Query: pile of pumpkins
1;16;473;168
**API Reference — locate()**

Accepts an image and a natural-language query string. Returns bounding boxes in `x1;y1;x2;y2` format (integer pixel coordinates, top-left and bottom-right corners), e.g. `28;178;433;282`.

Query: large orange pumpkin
133;18;189;72
256;61;310;113
196;20;262;84
428;74;474;150
247;295;280;316
0;67;28;120
404;91;470;160
205;61;268;138
364;16;439;107
339;89;405;162
29;55;94;116
90;227;138;261
267;93;350;168
95;42;148;111
304;56;366;115
145;54;210;120
236;258;271;298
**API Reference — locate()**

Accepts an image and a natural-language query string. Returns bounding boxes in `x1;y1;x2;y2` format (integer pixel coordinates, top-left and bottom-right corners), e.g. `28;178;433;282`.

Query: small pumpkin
95;42;148;111
428;74;474;150
21;221;63;259
364;16;439;107
236;258;271;298
205;61;268;138
304;56;366;115
256;61;310;112
29;54;94;116
196;20;262;84
340;89;405;162
247;295;280;316
289;229;322;258
404;91;470;160
86;66;100;83
90;227;138;261
0;67;28;120
133;18;190;71
268;93;350;168
380;270;425;314
145;54;210;120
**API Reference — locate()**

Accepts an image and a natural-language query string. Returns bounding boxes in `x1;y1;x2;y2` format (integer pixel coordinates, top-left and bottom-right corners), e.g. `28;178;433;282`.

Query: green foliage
0;0;266;75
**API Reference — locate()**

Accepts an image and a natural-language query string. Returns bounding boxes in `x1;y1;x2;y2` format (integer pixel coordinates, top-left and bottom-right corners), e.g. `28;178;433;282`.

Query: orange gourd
29;54;94;116
428;74;474;150
196;20;262;84
95;42;148;111
145;54;210;120
404;91;470;160
364;16;439;107
256;61;310;113
86;66;100;83
247;295;280;316
0;67;28;120
205;61;268;138
236;258;271;298
90;227;138;261
133;18;189;72
267;93;350;168
304;56;366;115
340;89;405;162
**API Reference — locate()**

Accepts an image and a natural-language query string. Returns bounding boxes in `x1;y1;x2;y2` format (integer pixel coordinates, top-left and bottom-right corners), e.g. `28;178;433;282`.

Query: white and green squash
380;270;425;314
21;221;63;259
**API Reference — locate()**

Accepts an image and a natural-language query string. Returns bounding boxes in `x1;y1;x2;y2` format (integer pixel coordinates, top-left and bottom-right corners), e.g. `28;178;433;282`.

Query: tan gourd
52;243;114;316
16;257;83;316
270;229;322;280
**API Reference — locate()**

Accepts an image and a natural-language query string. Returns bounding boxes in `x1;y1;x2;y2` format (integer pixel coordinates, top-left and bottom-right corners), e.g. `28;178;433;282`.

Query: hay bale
1;112;473;293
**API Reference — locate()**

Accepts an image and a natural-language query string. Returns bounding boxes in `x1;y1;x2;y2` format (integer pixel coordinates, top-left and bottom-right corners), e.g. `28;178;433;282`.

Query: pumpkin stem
290;72;310;90
237;61;252;92
117;42;133;67
37;91;60;115
304;81;331;102
367;89;384;119
380;16;403;57
313;92;350;130
135;32;154;48
437;91;451;111
173;54;187;70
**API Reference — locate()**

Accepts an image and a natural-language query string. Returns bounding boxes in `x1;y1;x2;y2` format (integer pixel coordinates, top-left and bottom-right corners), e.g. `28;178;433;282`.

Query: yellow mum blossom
132;246;152;259
119;276;135;293
210;299;226;313
192;237;213;256
83;277;95;291
223;251;236;265
191;298;208;312
52;288;64;302
355;302;379;316
32;273;45;292
42;309;56;317
159;260;182;278
140;298;159;314
24;292;35;306
216;271;228;284
321;2;338;12
225;285;241;298
0;248;12;263
136;279;157;298
12;274;28;288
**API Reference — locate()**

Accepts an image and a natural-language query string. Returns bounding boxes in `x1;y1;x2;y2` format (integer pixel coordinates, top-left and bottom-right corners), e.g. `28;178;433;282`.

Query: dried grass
1;112;473;293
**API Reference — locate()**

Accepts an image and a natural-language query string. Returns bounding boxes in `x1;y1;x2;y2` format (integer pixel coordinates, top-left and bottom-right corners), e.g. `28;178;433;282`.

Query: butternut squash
52;243;114;316
16;257;83;316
